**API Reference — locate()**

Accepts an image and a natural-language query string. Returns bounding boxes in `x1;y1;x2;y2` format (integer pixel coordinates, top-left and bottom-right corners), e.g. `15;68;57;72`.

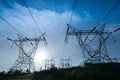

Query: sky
0;0;120;71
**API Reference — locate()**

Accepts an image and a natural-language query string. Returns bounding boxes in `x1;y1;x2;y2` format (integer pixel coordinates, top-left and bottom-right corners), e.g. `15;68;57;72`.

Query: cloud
0;2;120;71
83;10;91;18
0;3;85;71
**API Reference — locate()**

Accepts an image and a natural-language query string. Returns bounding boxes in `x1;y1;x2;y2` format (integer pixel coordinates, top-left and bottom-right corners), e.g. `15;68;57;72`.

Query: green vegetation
0;75;32;80
0;70;32;80
0;63;120;80
33;63;120;80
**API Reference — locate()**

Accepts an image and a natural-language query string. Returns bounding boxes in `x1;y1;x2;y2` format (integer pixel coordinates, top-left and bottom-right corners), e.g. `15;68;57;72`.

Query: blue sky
0;0;120;71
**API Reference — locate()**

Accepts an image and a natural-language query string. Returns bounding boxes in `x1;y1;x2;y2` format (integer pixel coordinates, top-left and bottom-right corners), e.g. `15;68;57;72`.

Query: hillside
33;63;120;80
0;63;120;80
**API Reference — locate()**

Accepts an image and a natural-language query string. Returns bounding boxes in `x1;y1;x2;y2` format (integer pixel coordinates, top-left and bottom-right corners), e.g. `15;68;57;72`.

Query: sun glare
34;50;48;63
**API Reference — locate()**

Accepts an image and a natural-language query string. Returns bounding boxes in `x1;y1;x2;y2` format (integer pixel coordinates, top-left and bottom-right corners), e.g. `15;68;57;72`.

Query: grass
0;74;32;80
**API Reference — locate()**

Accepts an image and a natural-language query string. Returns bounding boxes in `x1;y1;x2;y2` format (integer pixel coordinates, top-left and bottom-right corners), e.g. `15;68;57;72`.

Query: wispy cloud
83;10;91;18
0;3;85;71
0;2;120;71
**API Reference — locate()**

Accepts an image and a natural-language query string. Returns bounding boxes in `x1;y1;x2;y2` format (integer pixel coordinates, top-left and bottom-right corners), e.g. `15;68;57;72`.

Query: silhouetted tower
7;33;47;72
65;23;120;63
44;59;55;70
59;58;72;68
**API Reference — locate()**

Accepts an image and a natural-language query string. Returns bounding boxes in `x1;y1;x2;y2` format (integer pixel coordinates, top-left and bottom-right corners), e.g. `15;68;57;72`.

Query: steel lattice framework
59;58;72;68
7;34;47;72
65;24;120;63
44;59;55;70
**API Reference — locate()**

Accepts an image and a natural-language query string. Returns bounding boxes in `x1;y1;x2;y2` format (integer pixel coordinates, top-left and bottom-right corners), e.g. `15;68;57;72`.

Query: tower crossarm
7;33;47;72
7;32;47;42
67;30;112;35
65;24;120;63
7;37;45;42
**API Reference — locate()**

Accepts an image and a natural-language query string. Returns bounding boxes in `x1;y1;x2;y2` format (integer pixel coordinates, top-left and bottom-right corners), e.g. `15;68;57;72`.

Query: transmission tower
7;33;47;72
44;59;55;70
65;23;120;63
59;58;72;68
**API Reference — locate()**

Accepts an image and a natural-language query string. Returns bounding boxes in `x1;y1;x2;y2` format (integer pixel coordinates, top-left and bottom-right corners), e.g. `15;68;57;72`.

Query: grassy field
0;74;32;80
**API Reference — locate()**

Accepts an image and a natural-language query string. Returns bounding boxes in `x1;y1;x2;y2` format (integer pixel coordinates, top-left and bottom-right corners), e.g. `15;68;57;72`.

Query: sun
34;50;48;63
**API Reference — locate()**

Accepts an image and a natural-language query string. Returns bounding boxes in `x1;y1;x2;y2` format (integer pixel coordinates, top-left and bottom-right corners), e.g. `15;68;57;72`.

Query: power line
30;0;44;29
60;42;66;58
0;33;8;38
101;0;120;22
62;0;77;58
0;15;26;37
84;0;120;47
22;0;42;35
0;15;32;47
96;0;120;28
69;0;77;24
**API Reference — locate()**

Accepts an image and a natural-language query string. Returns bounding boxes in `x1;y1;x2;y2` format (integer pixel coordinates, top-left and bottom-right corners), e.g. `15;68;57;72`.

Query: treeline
0;63;120;80
0;70;31;80
33;63;120;80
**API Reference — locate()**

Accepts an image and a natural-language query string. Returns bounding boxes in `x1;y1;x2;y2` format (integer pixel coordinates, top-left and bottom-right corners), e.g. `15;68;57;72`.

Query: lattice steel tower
44;59;55;70
59;58;72;68
65;23;120;63
7;34;47;72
